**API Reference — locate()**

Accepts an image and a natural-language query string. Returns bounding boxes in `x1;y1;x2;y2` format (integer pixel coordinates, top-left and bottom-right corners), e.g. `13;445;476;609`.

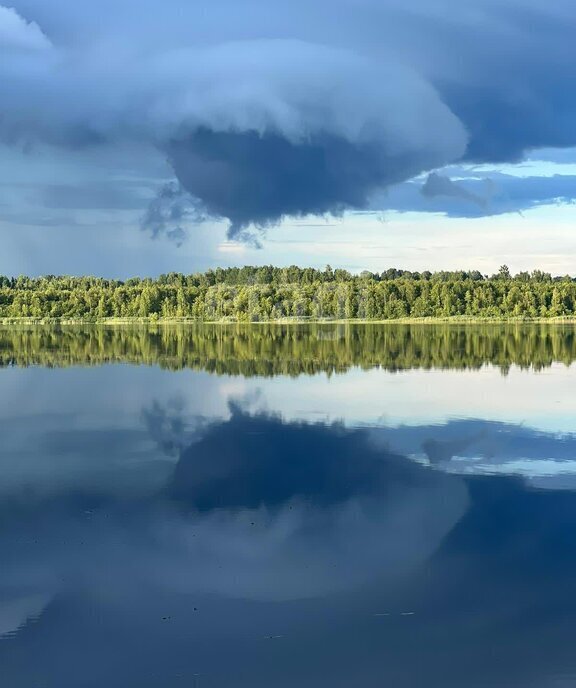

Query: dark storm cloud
140;182;205;246
1;0;576;237
421;172;489;209
167;125;456;238
376;172;576;218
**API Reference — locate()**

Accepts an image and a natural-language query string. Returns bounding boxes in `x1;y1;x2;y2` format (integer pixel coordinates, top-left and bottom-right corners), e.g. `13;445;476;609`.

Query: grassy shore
1;316;576;326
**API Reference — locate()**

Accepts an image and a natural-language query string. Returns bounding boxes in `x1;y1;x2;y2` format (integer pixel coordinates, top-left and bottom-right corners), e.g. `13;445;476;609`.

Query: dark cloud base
167;128;442;238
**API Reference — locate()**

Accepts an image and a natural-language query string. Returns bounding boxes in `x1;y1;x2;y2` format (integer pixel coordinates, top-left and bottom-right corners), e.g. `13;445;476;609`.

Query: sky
1;0;575;277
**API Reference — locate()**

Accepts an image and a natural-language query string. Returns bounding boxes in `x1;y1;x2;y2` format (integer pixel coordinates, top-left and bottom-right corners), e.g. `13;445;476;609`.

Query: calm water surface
2;324;576;687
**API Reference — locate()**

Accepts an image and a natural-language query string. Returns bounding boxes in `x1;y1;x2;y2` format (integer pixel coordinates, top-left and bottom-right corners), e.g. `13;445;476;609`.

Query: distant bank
1;265;576;322
2;317;576;326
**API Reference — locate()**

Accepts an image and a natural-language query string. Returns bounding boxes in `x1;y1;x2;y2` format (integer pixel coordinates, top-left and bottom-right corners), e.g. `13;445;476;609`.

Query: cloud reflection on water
2;396;576;686
0;405;468;612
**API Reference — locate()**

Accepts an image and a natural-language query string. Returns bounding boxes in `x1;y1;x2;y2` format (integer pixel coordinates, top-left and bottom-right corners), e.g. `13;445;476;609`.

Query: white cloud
0;5;51;51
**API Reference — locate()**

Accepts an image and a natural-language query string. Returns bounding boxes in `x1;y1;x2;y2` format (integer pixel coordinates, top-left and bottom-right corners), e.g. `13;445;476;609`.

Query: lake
2;323;576;687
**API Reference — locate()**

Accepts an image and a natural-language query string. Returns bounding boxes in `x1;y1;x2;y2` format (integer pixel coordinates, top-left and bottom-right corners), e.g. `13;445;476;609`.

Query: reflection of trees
0;323;574;376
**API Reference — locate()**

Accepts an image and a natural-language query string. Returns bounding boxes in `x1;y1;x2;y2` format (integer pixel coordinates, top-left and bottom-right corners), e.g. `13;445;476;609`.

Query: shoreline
1;316;576;326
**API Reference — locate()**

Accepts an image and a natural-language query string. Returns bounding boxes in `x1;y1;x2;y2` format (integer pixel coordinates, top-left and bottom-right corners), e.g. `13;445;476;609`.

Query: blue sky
1;1;575;277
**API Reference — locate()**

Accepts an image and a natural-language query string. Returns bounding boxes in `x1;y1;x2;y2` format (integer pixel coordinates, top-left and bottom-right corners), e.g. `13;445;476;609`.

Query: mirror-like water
2;324;576;687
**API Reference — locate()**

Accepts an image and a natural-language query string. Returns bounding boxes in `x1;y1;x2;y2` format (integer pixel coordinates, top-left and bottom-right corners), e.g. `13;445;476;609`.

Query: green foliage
0;265;575;321
0;323;574;375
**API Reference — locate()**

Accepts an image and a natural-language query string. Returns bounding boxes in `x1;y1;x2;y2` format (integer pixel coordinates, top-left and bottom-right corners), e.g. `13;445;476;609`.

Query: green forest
1;265;576;321
1;323;574;374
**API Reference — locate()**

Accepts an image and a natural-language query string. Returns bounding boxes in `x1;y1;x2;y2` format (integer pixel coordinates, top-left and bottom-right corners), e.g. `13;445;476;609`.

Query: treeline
1;324;574;375
1;265;576;320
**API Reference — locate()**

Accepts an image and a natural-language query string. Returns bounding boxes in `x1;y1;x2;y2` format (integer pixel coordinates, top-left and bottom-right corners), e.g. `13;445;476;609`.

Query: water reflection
162;406;467;600
0;408;467;617
1;401;576;686
370;419;576;488
1;322;575;374
2;326;576;686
